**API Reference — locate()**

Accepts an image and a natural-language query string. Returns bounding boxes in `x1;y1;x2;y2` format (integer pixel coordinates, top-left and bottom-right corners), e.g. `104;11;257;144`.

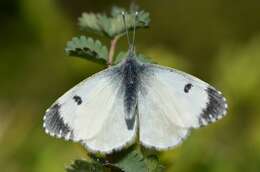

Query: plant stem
107;35;120;67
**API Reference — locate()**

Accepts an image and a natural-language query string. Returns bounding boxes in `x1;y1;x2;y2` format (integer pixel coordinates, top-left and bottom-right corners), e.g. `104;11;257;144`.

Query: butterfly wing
138;64;227;150
43;67;137;154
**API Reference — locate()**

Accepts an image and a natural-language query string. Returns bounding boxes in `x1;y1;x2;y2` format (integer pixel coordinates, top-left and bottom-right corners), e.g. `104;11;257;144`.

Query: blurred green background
1;0;260;172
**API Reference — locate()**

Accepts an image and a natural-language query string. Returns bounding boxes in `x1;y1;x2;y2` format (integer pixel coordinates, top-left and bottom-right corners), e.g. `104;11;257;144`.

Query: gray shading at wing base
43;103;74;140
199;87;228;126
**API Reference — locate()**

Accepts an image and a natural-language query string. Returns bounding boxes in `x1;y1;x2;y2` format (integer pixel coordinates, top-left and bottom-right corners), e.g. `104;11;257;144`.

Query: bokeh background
1;0;260;172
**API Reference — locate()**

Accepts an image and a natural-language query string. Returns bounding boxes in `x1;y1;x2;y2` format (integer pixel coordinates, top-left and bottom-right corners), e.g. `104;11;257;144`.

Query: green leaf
79;6;150;38
111;6;126;17
114;51;153;64
145;155;164;172
114;150;146;172
65;149;164;172
66;159;104;172
78;13;103;34
65;36;108;64
111;149;164;172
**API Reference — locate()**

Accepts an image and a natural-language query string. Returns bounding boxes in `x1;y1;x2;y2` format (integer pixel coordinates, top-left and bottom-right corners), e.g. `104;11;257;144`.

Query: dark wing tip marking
199;87;228;126
43;103;73;140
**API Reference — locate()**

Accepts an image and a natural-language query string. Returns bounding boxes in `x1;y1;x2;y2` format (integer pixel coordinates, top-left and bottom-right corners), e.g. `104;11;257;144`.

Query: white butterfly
43;12;228;154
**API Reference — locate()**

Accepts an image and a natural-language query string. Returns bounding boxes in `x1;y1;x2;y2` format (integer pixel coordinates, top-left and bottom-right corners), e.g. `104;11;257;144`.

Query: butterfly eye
184;83;193;93
73;95;82;105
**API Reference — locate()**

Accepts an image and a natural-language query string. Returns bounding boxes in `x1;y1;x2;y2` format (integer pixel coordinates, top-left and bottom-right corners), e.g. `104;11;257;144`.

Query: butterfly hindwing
137;64;227;149
43;66;137;153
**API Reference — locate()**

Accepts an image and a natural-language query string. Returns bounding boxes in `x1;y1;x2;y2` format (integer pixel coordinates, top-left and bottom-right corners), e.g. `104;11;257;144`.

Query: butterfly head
121;11;139;58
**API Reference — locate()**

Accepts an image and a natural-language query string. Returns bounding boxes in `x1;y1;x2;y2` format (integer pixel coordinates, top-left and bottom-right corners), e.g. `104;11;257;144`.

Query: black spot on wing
44;103;73;138
73;95;82;105
184;83;193;93
199;87;228;126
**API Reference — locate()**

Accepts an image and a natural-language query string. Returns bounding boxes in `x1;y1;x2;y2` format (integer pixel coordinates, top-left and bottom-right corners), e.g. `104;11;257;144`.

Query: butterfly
43;11;228;154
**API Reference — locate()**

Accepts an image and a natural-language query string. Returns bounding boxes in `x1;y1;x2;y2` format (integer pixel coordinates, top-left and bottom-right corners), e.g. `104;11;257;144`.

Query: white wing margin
43;67;137;154
138;64;227;150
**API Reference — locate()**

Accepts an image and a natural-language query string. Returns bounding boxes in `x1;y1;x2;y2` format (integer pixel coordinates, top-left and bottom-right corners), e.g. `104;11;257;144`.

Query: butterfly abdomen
120;58;143;129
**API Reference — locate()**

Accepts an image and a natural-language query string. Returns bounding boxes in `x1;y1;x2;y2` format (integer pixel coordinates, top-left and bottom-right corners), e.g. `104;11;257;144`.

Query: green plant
64;5;163;172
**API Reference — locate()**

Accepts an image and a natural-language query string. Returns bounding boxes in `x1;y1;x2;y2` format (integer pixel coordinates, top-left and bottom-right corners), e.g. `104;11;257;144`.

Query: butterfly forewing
43;66;137;153
137;64;227;149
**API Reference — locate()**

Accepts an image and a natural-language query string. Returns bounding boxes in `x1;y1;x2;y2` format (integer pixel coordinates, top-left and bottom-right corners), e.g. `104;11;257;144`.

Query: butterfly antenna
132;11;138;51
122;11;131;48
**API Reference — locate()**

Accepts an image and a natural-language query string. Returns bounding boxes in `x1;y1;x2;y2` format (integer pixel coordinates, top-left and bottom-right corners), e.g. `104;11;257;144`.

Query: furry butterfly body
43;54;227;153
